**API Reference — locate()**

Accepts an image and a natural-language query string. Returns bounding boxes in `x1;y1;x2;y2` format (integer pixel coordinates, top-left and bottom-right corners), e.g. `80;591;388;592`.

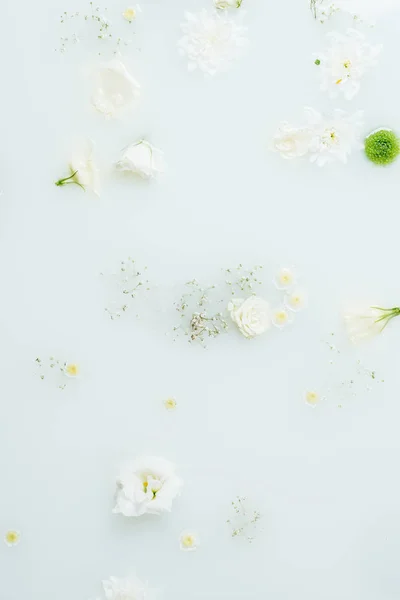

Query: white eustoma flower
214;0;243;8
272;122;312;159
305;107;364;166
178;10;248;76
344;305;400;344
316;29;381;100
115;140;165;180
92;60;140;118
102;574;155;600
179;530;199;551
113;456;183;517
55;140;100;195
228;296;271;338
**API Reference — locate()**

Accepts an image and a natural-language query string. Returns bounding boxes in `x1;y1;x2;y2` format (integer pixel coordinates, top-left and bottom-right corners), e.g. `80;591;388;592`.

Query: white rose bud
228;296;271;338
115;140;165;180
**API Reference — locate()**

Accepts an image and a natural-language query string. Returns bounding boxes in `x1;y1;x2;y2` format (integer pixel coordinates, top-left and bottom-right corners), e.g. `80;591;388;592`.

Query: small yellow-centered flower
164;397;177;410
65;363;79;377
123;6;141;21
272;308;292;328
285;290;307;312
305;390;320;407
179;530;199;551
274;267;295;290
4;530;21;547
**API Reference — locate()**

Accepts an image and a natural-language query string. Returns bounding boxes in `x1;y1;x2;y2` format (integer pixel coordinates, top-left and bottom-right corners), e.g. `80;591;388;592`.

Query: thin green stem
55;170;85;191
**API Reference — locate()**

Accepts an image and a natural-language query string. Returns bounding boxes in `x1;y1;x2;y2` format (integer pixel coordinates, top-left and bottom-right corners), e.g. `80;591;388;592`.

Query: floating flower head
164;397;177;410
179;530;199;551
364;128;400;165
4;530;20;547
113;456;183;517
122;5;141;22
178;9;248;75
274;267;296;290
92;60;140;118
306;107;364;166
228;296;271;338
65;363;79;377
115;140;165;180
55;139;99;195
344;305;400;344
304;390;321;407
214;0;243;8
315;29;381;100
102;573;156;600
272;122;312;160
285;290;307;312
271;307;292;329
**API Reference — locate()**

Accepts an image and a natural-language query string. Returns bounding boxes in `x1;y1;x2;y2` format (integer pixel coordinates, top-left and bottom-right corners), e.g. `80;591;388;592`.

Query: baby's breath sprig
35;357;79;390
224;264;263;296
103;257;149;320
226;496;262;543
173;279;228;346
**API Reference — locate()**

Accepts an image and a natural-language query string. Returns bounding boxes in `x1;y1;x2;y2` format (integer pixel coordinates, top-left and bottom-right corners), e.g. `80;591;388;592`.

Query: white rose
273;122;312;159
228;296;271;338
91;60;140;118
115;140;165;180
102;574;156;600
113;456;183;517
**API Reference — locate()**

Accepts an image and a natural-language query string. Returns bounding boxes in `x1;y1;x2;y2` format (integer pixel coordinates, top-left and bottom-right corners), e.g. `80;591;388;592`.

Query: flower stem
55;170;85;191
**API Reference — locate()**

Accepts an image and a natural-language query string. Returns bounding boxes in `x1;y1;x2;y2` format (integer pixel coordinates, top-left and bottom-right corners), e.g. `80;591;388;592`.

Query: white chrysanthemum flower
272;122;313;159
164;397;177;410
56;139;100;195
113;456;183;517
273;267;296;290
271;307;292;329
102;573;156;600
305;107;364;166
344;305;400;344
228;296;271;338
4;530;21;547
115;140;165;180
179;530;199;551
304;390;321;407
92;60;140;118
122;5;141;22
178;10;248;76
285;290;307;312
315;29;382;100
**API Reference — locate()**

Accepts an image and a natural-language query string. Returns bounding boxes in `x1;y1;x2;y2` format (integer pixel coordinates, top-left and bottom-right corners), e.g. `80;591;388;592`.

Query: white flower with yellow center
179;530;199;551
228;296;271;338
344;305;400;344
304;390;321;407
178;10;248;76
102;573;156;600
273;267;296;290
115;140;165;180
113;456;183;517
64;363;79;378
285;290;307;312
315;29;382;100
164;397;177;410
122;5;141;22
91;60;140;118
272;123;313;159
271;307;292;329
4;530;21;547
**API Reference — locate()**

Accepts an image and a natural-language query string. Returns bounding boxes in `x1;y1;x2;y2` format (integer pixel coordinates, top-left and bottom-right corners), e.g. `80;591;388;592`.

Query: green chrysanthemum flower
365;129;400;166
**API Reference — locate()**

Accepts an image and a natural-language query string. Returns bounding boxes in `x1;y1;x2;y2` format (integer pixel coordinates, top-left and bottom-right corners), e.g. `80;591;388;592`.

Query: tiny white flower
55;139;100;195
64;363;79;378
4;530;21;547
178;10;248;76
315;29;382;100
214;0;243;8
164;397;177;410
113;456;183;517
273;267;296;290
115;140;165;180
91;60;140;118
304;390;321;407
305;106;364;166
285;290;307;312
272;122;313;159
228;296;271;338
271;307;292;329
344;305;400;344
123;5;141;22
102;573;156;600
179;530;199;551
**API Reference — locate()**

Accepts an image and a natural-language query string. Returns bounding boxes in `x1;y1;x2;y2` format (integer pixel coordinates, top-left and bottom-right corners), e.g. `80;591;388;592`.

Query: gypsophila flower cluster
35;357;79;390
102;258;149;320
226;496;262;543
224;264;263;296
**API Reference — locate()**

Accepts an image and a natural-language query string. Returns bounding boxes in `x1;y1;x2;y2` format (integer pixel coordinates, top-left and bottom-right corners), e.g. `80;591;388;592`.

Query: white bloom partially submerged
285;290;307;312
315;29;382;100
55;140;100;195
271;307;292;329
92;60;140;118
113;456;183;517
4;530;21;547
102;574;156;600
179;530;199;551
178;10;248;75
273;267;296;290
344;305;400;344
228;296;271;338
115;140;165;180
272;122;312;159
122;5;141;22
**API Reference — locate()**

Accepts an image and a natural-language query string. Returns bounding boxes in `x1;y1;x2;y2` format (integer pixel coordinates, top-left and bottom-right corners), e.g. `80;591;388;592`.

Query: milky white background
2;0;400;598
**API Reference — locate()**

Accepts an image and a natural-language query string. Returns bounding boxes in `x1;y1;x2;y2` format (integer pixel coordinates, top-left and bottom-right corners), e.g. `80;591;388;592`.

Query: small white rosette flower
102;574;156;600
92;60;140;118
272;123;312;159
115;140;165;180
113;456;183;517
228;296;271;338
344;305;400;344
